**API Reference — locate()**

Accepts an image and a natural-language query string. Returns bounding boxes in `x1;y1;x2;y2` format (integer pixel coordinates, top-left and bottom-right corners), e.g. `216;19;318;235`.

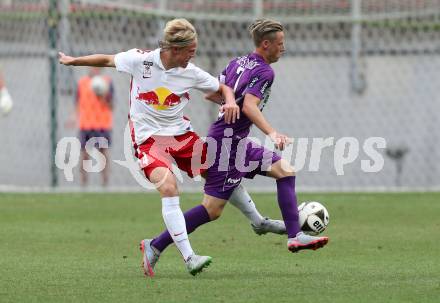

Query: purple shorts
79;129;111;149
204;138;281;200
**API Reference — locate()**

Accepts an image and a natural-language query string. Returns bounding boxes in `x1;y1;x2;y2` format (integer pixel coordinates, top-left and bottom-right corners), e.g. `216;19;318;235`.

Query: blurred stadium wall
0;0;439;191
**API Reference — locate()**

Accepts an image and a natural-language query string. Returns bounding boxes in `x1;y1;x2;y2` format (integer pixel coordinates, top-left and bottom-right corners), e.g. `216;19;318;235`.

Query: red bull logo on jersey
136;87;189;110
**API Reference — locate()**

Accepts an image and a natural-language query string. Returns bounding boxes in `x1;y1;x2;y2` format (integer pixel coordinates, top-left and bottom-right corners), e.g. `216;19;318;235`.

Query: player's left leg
265;159;329;252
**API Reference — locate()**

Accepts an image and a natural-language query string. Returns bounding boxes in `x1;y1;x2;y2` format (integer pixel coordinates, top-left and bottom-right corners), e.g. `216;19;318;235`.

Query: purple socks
151;204;211;252
276;176;301;238
151;176;300;251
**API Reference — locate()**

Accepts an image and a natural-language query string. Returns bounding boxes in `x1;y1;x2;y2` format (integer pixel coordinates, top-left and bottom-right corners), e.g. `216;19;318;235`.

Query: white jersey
114;48;220;145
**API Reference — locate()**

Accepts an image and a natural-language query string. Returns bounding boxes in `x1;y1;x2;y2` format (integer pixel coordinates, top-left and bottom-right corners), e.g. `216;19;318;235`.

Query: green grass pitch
0;192;439;302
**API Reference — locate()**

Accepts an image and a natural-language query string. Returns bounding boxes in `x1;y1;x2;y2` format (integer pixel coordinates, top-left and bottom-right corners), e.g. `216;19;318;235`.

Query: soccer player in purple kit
204;18;328;253
142;18;329;272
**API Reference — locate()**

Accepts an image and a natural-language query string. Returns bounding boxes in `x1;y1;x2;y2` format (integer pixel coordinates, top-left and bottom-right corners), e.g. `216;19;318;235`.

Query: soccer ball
298;201;329;235
90;75;109;97
0;87;13;115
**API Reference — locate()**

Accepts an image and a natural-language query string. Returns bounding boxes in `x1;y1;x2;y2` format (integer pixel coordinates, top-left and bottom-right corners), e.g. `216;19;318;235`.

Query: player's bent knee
158;183;179;197
202;198;227;221
208;209;222;221
279;159;295;173
203;204;224;221
268;159;295;179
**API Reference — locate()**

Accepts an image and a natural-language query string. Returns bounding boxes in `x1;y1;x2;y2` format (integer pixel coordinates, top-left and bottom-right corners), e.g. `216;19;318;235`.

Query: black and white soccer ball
298;201;330;235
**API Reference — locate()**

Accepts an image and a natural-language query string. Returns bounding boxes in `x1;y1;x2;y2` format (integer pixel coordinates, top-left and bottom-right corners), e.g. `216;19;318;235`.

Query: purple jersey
207;53;274;139
203;53;280;200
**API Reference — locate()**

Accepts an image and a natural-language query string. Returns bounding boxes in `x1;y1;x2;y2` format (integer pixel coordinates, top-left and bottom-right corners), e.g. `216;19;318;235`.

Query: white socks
161;196;193;260
229;184;264;226
161;188;262;260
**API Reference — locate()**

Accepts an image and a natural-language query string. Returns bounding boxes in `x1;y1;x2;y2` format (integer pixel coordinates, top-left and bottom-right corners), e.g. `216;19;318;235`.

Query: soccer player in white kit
59;18;285;277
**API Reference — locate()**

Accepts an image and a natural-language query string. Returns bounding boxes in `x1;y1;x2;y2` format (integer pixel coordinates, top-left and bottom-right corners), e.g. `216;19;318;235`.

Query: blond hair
248;18;283;47
160;18;197;49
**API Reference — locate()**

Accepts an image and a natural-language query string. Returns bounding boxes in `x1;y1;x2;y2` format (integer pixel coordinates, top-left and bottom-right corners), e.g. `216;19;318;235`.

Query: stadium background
0;0;439;191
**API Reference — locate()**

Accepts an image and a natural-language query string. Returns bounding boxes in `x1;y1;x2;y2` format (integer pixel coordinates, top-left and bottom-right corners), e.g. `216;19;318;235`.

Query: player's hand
220;102;240;124
58;52;76;65
269;131;292;151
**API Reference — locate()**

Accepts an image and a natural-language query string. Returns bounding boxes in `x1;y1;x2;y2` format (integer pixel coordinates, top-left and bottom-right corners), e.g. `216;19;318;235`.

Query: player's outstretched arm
242;93;290;150
58;52;115;68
